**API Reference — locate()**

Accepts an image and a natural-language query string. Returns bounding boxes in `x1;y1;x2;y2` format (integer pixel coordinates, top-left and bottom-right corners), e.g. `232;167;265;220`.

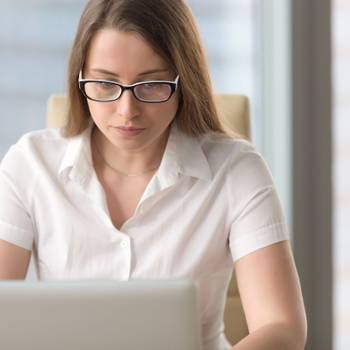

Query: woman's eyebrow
89;68;170;78
137;68;170;77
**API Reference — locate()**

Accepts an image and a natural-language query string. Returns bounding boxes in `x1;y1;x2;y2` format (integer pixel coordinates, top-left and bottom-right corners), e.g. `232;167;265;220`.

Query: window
0;1;86;157
189;0;260;147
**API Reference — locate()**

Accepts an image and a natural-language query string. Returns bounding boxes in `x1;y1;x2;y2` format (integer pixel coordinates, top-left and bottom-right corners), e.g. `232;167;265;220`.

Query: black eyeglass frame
78;70;180;103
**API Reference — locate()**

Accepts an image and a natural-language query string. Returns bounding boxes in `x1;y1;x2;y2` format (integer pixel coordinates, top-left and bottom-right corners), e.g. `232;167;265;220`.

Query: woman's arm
232;240;307;350
0;239;31;280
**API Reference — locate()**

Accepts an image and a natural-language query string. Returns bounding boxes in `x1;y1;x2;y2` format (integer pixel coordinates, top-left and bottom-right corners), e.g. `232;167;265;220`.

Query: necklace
92;137;160;177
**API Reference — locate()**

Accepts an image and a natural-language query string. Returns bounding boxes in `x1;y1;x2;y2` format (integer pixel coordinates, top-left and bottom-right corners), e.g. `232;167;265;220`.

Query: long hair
63;0;238;138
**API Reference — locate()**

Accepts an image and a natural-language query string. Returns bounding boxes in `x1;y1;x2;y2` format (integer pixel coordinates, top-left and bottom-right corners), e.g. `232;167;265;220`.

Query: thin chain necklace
92;136;160;177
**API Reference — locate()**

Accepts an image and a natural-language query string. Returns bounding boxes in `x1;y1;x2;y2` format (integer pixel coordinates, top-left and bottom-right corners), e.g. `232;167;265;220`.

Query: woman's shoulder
0;127;72;177
199;131;259;165
15;127;69;150
199;131;273;187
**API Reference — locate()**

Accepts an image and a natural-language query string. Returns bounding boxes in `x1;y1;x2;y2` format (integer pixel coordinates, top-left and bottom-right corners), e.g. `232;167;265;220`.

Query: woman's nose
116;90;140;119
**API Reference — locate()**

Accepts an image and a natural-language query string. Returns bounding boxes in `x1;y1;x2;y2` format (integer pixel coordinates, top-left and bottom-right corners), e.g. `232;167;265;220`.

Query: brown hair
63;0;239;138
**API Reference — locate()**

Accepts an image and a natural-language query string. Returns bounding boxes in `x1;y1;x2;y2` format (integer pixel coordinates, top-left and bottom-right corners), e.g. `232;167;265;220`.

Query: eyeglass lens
84;81;172;102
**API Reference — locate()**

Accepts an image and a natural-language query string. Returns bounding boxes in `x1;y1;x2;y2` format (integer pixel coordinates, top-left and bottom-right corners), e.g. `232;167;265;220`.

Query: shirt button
120;240;128;248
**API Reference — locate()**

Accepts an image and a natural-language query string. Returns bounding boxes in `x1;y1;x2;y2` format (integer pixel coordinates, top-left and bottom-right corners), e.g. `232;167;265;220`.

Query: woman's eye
143;83;159;89
143;83;162;90
99;82;115;89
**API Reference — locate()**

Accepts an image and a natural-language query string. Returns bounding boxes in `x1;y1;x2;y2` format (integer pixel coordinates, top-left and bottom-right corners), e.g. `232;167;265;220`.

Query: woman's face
84;29;179;154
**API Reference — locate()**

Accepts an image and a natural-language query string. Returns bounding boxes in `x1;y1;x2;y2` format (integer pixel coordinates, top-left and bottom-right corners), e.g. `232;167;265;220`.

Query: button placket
120;240;128;248
113;235;131;280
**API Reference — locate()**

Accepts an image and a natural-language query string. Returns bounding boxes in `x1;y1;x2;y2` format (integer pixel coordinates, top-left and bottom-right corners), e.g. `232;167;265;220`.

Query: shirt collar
58;121;94;185
58;119;212;185
157;121;212;182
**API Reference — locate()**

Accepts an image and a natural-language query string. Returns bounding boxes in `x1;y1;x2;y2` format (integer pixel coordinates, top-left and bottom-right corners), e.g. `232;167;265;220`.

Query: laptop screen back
0;279;202;350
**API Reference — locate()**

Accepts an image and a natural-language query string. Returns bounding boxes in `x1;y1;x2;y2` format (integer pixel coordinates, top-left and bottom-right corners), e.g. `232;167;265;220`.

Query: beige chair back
47;94;250;345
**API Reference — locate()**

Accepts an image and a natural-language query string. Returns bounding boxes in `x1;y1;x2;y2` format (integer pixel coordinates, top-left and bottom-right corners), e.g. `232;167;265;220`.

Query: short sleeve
228;141;290;263
0;145;36;250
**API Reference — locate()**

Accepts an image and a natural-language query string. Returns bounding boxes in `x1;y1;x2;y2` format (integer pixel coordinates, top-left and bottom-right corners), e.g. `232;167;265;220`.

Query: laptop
0;279;202;350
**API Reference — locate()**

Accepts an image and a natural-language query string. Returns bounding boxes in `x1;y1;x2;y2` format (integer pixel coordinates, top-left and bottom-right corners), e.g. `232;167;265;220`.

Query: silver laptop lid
0;279;202;350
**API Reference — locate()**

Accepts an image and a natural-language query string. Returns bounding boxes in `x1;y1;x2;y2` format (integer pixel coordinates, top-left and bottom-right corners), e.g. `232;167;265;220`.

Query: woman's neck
91;126;168;176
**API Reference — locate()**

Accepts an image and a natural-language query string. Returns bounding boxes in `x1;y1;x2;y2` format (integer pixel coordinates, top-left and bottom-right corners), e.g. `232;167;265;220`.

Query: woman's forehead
85;29;169;77
87;67;171;79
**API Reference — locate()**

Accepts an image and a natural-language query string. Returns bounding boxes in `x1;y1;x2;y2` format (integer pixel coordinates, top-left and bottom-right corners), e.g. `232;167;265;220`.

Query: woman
0;0;307;349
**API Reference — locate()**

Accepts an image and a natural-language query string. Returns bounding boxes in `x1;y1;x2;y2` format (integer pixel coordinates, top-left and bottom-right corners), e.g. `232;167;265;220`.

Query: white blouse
0;120;289;350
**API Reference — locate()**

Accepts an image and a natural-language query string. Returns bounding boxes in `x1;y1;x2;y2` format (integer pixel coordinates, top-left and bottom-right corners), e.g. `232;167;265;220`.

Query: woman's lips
117;126;144;131
113;126;145;137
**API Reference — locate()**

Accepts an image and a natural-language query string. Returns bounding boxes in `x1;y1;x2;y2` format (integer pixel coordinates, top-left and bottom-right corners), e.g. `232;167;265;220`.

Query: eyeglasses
78;70;179;103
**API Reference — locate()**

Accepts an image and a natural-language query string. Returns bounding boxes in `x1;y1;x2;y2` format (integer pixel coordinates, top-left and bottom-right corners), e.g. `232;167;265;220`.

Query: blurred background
0;0;348;349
